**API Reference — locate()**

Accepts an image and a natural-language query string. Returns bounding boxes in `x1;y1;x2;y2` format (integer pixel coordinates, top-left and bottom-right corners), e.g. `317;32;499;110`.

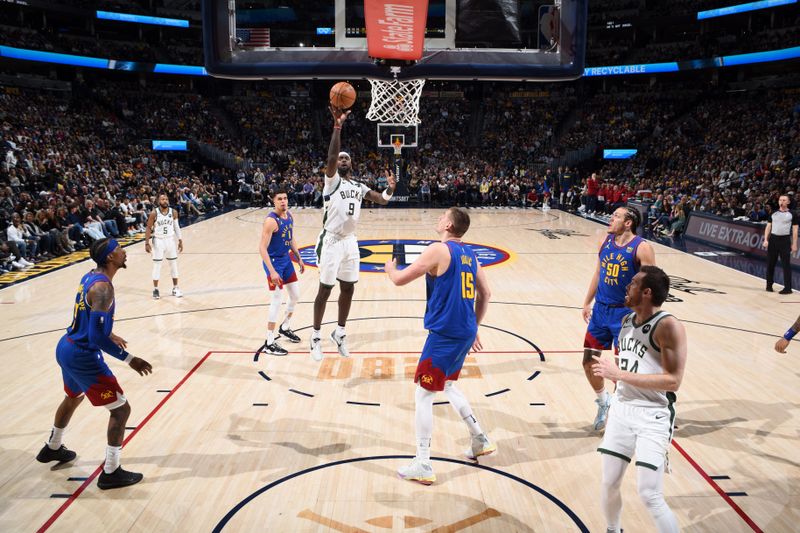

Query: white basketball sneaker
310;336;323;362
594;391;611;431
465;433;497;461
330;330;350;358
172;287;183;298
397;457;435;485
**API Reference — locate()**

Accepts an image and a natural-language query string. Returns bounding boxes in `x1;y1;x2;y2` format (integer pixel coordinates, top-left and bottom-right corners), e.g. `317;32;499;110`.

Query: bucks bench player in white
309;105;396;361
592;266;686;533
145;193;183;299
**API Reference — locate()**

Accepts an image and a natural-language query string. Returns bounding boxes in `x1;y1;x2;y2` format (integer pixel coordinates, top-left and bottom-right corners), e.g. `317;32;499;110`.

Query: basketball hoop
366;75;425;126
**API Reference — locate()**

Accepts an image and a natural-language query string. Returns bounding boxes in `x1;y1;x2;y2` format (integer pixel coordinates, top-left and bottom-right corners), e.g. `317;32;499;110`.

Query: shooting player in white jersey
145;193;183;299
309;105;396;361
592;265;686;533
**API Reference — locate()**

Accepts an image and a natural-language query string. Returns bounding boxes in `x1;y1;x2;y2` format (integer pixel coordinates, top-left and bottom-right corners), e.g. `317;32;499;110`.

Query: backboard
203;0;587;81
378;124;418;148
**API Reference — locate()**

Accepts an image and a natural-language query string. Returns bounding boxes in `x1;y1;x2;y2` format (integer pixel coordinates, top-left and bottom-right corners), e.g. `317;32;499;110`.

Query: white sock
47;426;65;450
417;437;431;462
335;325;346;337
281;317;292;329
267;330;275;344
312;328;321;340
415;386;434;461
596;389;607;400
104;445;122;474
444;382;483;436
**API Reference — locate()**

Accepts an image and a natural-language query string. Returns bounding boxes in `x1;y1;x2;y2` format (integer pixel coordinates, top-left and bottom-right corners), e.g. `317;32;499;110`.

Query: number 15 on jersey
461;271;475;299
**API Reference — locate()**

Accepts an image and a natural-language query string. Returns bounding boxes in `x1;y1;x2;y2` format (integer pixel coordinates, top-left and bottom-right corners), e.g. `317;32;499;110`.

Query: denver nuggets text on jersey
263;211;298;289
585;233;645;351
266;211;293;258
597;234;643;305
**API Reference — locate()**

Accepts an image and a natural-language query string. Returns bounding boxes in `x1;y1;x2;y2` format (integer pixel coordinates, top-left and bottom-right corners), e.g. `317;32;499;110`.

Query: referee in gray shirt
763;194;798;294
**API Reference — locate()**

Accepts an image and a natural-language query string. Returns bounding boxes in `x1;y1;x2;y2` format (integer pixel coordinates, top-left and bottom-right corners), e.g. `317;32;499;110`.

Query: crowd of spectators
584;89;799;238
0;88;231;273
113;89;232;148
559;90;693;153
221;93;316;163
2;72;798;272
0;0;797;278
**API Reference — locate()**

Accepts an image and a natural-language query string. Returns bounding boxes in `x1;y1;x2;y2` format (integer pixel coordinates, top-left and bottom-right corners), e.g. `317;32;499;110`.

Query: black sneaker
264;341;289;356
97;466;143;490
36;444;76;464
278;325;301;343
152;288;160;300
779;288;793;294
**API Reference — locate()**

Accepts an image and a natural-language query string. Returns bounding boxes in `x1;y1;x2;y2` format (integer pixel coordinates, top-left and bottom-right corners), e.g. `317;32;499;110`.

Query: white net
366;78;426;125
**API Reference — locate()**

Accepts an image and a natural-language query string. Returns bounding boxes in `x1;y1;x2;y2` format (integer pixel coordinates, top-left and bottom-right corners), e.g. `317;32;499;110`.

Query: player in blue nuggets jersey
385;208;495;485
36;238;152;490
582;206;655;431
259;188;305;356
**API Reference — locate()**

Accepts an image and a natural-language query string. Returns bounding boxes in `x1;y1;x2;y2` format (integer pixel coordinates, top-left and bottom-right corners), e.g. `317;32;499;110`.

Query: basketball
330;81;356;109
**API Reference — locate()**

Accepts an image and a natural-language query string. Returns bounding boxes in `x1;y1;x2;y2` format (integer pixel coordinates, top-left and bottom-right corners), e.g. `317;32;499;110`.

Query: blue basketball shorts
414;331;476;391
56;335;125;408
263;255;298;290
585;302;630;351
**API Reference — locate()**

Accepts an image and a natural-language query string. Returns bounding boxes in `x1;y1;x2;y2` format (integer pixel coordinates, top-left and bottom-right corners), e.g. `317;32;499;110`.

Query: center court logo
298;239;511;273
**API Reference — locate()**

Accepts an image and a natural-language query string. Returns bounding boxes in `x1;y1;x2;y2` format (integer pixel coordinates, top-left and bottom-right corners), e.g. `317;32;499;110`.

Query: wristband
333;126;341;130
123;352;133;363
382;190;393;202
783;328;796;341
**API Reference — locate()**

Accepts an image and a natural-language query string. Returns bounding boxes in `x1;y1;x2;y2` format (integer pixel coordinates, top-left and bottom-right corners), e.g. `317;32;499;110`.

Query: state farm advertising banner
365;0;428;61
685;211;800;267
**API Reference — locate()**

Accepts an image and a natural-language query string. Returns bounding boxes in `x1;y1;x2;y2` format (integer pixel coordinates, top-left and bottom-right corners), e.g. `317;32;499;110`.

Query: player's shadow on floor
675;399;799;445
672;417;747;438
273;441;349;456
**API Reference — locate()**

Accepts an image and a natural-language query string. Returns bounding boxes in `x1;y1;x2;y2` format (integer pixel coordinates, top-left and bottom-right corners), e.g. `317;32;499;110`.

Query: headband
98;239;119;264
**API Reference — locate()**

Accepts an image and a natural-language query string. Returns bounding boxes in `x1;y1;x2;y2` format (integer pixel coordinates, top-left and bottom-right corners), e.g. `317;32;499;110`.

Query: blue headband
98;239;119;264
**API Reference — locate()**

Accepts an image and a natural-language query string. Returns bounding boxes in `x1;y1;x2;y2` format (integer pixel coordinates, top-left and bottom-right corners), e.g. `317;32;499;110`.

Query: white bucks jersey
154;207;175;239
616;311;676;408
322;173;370;237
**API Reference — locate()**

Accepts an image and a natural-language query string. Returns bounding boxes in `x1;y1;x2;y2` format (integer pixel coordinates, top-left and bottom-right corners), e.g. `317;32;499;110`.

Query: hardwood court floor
0;208;797;532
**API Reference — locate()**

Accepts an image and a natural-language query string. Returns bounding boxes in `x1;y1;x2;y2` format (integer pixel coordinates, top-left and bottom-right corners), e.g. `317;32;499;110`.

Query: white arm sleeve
323;171;340;196
173;217;182;239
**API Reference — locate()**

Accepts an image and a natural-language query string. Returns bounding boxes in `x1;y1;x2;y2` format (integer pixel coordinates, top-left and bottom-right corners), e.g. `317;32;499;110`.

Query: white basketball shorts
315;233;359;286
597;395;674;471
152;238;178;261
